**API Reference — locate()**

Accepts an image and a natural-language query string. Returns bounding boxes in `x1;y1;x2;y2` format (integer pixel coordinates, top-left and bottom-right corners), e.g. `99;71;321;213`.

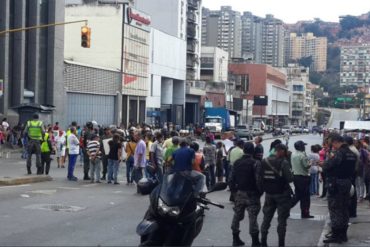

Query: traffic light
81;26;91;48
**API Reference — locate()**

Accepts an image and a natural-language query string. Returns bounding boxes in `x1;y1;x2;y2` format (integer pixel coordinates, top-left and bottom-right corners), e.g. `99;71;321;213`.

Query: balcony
187;11;196;23
186;80;206;96
188;0;199;10
187;42;196;53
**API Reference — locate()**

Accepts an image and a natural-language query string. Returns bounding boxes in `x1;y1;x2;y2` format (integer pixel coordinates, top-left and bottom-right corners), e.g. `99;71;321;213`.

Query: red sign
125;6;151;31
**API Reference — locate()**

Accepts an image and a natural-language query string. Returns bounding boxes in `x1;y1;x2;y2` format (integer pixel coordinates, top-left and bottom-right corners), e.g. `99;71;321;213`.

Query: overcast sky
202;0;370;23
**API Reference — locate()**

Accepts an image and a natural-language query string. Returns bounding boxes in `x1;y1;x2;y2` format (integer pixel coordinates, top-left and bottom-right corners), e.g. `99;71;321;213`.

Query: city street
0;134;331;246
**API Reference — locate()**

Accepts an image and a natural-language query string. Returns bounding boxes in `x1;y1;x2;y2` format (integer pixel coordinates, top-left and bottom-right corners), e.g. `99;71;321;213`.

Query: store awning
344;121;370;131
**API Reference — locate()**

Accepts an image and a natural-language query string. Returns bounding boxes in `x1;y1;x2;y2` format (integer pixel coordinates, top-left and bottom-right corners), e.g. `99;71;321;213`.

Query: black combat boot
323;228;342;244
27;167;32;175
251;233;261;247
340;226;348;242
278;238;285;247
83;173;91;180
260;234;268;247
232;232;245;246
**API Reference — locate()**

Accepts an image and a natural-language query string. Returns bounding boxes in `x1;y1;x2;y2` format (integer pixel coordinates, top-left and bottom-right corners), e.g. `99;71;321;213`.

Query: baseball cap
295;140;307;146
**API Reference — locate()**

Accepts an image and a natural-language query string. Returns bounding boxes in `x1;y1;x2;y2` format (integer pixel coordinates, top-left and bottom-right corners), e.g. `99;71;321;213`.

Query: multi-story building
202;6;242;59
284;64;311;126
200;46;229;118
260;15;285;67
200;46;228;82
241;12;262;61
202;8;284;67
135;0;203;126
285;32;327;72
229;63;289;126
340;44;370;87
0;0;65;125
65;2;187;128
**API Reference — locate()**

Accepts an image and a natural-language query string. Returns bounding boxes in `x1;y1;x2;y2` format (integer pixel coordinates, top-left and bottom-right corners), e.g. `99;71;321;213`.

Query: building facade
340;44;370;87
260;15;285;67
135;0;203;126
202;6;242;59
284;64;311;126
285;32;327;72
64;61;120;126
65;3;151;127
146;29;186;128
0;0;65;125
229;64;289;126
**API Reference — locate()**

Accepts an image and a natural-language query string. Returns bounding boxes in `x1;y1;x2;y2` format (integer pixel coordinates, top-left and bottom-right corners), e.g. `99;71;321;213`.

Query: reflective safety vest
66;129;71;149
27;120;43;140
41;133;51;153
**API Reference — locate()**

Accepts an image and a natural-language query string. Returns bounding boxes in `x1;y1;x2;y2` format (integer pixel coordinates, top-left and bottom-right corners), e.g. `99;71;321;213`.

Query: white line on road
317;213;330;247
0;184;31;189
57;187;80;190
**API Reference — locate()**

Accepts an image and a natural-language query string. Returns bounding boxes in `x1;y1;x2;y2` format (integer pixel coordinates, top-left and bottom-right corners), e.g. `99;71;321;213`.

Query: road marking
82;184;97;187
20;194;30;198
0;184;31;189
29;189;57;195
317;213;330;247
289;213;328;221
57;187;80;190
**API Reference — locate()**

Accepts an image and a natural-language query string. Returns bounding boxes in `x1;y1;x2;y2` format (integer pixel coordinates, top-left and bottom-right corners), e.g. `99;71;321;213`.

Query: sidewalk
0;152;52;185
346;201;370;246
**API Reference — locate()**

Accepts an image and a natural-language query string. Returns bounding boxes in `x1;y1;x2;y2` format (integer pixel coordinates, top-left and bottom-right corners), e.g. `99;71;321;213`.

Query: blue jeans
108;159;120;183
310;173;319;195
68;154;78;179
126;156;134;183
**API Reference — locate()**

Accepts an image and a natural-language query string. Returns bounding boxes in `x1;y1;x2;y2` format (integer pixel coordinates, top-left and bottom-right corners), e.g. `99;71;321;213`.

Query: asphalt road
0;134;328;246
328;108;360;129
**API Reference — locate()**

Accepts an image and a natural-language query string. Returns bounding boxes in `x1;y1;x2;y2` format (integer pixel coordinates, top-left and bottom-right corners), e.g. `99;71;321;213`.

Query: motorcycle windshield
159;173;193;207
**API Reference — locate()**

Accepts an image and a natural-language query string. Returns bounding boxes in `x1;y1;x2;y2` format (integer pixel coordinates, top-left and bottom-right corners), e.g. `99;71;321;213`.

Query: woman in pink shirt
318;139;329;198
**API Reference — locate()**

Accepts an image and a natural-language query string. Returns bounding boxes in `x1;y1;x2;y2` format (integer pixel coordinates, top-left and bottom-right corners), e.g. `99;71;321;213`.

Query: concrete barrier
0;175;52;186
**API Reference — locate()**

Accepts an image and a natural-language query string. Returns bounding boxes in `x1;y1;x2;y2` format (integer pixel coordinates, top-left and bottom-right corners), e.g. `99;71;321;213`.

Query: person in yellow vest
25;114;44;175
40;127;53;175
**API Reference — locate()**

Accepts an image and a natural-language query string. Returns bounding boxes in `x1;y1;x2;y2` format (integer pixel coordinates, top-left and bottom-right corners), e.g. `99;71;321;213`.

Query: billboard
122;6;150;96
254;95;268;106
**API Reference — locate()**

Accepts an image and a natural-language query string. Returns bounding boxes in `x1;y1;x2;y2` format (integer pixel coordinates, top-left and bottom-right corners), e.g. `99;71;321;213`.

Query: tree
298;56;313;68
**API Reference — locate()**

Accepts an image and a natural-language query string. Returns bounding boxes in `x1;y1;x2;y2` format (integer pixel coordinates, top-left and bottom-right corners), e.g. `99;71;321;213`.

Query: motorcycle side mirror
208;182;227;193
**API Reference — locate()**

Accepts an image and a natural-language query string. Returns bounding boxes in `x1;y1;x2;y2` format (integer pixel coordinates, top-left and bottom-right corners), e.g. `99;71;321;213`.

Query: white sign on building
122;6;151;96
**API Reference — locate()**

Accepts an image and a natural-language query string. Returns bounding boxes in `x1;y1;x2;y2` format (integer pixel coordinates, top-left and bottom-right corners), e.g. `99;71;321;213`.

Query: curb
0;175;53;186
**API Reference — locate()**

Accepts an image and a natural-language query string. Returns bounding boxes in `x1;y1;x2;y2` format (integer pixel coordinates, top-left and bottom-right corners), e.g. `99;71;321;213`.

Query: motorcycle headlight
158;198;181;217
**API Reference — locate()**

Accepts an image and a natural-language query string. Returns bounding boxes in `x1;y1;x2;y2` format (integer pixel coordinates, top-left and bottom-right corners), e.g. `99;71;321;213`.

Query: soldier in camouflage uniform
230;142;263;247
323;134;356;244
260;144;293;247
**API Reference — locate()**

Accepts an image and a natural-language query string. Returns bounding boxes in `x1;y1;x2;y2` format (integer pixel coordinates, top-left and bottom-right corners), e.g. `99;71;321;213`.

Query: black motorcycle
136;173;226;246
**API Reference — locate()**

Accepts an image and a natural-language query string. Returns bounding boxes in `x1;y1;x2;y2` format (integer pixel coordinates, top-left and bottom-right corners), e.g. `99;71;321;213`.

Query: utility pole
0;20;88;36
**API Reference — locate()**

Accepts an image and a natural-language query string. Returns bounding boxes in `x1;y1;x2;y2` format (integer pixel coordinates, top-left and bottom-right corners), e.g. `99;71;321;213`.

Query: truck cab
204;116;223;134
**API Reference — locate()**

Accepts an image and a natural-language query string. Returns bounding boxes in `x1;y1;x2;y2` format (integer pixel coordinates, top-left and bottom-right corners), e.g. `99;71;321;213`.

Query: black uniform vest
262;158;286;194
233;156;258;192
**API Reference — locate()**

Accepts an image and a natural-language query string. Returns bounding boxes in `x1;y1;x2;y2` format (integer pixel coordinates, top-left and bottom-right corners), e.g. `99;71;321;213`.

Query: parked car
291;126;302;134
252;128;264;136
312;126;323;134
235;125;253;140
281;125;291;134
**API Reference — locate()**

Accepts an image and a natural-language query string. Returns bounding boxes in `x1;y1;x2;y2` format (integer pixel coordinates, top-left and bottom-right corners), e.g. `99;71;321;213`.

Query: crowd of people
4;114;370;246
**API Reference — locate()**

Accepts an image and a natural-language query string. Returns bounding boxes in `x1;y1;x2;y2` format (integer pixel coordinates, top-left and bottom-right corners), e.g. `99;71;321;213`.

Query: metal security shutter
67;93;115;127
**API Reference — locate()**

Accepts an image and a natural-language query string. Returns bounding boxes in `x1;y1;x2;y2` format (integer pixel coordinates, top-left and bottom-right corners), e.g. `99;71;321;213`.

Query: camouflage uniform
260;191;292;241
323;142;356;243
231;191;261;235
260;156;293;247
327;179;351;229
229;153;263;246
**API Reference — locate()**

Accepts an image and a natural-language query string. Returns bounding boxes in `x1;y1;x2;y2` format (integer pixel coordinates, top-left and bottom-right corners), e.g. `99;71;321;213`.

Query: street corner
0;175;53;186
